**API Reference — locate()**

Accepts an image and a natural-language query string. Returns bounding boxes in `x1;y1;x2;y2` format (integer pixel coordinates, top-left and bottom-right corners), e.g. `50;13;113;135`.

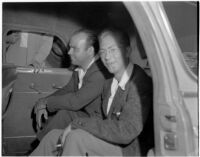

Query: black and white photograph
2;1;198;156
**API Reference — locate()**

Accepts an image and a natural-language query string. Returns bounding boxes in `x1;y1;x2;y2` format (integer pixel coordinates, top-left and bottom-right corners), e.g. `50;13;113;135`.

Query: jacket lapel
107;87;125;117
73;71;79;91
106;66;135;118
102;79;112;116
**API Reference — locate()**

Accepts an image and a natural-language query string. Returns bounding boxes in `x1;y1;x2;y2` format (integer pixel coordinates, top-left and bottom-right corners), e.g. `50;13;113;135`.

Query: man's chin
107;68;115;74
71;60;77;65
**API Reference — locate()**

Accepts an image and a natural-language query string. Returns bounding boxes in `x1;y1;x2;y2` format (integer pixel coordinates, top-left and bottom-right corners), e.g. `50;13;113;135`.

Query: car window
163;2;198;75
45;36;71;68
5;31;71;68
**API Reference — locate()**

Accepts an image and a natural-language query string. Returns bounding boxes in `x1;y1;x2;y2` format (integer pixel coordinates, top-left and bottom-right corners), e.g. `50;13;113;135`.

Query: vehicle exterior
125;2;198;156
2;2;198;156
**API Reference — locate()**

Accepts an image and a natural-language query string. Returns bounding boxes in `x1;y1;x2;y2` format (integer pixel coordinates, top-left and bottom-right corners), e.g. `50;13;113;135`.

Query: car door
125;2;198;156
3;67;72;155
2;32;73;155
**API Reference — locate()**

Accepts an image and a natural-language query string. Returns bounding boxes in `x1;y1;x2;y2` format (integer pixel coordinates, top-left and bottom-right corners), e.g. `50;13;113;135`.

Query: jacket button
78;121;83;126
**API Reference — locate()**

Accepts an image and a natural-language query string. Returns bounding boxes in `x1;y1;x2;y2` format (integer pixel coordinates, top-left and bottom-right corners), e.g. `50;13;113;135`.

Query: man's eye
110;48;117;53
71;47;77;52
74;47;80;52
99;50;106;55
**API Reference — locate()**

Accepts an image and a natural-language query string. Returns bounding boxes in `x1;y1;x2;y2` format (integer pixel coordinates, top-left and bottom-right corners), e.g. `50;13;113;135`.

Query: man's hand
30;61;45;73
36;108;48;130
34;98;48;130
60;125;72;146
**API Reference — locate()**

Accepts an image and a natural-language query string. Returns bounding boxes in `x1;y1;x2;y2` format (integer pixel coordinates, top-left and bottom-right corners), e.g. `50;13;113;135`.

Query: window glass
5;31;70;68
163;2;198;75
46;36;71;68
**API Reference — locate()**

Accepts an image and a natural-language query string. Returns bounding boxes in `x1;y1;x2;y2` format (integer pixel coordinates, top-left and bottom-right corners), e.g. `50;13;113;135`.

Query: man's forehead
70;32;87;45
100;34;118;47
100;31;114;39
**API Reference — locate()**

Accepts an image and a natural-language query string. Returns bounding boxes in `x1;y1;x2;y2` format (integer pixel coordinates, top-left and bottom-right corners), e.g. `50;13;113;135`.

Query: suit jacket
71;64;153;156
46;59;112;118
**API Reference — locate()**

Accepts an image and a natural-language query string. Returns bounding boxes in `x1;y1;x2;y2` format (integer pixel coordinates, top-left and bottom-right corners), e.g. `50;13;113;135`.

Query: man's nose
104;51;111;60
68;49;72;55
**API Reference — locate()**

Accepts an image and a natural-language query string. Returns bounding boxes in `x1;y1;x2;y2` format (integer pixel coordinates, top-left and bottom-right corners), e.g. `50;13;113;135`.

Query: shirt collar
86;55;99;72
114;63;134;90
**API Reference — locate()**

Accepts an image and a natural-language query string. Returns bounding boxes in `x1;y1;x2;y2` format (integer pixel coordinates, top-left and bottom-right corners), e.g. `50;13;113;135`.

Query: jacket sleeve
46;71;105;112
47;72;75;97
71;83;144;145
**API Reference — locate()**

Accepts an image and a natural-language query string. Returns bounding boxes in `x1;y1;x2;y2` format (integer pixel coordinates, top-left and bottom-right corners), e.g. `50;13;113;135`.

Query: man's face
68;33;89;67
99;34;127;75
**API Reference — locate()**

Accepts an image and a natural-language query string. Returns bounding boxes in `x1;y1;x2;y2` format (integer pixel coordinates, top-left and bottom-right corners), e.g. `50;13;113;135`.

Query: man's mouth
106;62;115;66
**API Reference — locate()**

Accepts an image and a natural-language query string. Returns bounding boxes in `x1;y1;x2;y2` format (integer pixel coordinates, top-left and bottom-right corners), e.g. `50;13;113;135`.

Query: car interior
7;1;200;156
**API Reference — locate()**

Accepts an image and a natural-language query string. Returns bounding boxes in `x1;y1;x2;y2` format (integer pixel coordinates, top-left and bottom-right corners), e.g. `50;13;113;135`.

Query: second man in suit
34;28;111;141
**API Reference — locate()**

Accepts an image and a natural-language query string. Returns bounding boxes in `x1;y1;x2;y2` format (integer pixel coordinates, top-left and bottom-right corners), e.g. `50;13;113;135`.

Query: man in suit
34;28;111;141
30;27;153;156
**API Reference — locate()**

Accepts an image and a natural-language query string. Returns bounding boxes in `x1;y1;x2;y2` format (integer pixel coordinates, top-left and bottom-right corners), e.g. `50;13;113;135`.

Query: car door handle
29;83;42;94
52;84;63;89
165;115;176;122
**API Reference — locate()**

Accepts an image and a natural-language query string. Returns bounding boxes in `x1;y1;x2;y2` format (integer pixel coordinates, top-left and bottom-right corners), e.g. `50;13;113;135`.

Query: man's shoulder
132;64;151;82
129;64;153;91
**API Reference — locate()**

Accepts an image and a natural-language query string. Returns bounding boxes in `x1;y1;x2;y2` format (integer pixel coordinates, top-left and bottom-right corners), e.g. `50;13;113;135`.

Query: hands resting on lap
34;97;72;153
34;98;48;130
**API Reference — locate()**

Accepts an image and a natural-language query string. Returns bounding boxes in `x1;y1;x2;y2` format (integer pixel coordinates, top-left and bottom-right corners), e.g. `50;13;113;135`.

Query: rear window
5;31;71;68
163;2;198;75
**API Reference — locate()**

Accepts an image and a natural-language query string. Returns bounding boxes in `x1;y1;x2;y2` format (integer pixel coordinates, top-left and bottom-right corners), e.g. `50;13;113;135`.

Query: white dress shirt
75;56;99;89
106;63;134;114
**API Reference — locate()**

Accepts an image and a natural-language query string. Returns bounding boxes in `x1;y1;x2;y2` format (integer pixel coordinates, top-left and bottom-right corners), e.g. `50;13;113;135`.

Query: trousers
36;110;88;140
31;129;123;156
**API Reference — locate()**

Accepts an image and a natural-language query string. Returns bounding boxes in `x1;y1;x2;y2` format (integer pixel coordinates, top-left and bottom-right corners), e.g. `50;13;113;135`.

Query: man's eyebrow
100;45;117;50
108;45;117;49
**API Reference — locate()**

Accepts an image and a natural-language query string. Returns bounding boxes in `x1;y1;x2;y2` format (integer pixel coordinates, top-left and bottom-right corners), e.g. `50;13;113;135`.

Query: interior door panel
14;68;72;93
2;67;72;155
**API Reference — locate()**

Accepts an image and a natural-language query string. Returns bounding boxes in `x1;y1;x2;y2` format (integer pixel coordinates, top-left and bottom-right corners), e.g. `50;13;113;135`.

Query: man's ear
87;46;95;56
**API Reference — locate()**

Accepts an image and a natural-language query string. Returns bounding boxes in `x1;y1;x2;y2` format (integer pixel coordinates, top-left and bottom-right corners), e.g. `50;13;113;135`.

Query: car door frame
124;2;198;156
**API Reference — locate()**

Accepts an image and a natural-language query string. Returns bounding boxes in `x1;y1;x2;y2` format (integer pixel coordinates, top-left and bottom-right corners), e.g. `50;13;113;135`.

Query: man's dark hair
73;28;99;55
99;27;131;50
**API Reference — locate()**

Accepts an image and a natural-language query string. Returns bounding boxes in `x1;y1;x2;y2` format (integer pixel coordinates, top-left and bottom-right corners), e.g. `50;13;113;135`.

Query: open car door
125;2;198;156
